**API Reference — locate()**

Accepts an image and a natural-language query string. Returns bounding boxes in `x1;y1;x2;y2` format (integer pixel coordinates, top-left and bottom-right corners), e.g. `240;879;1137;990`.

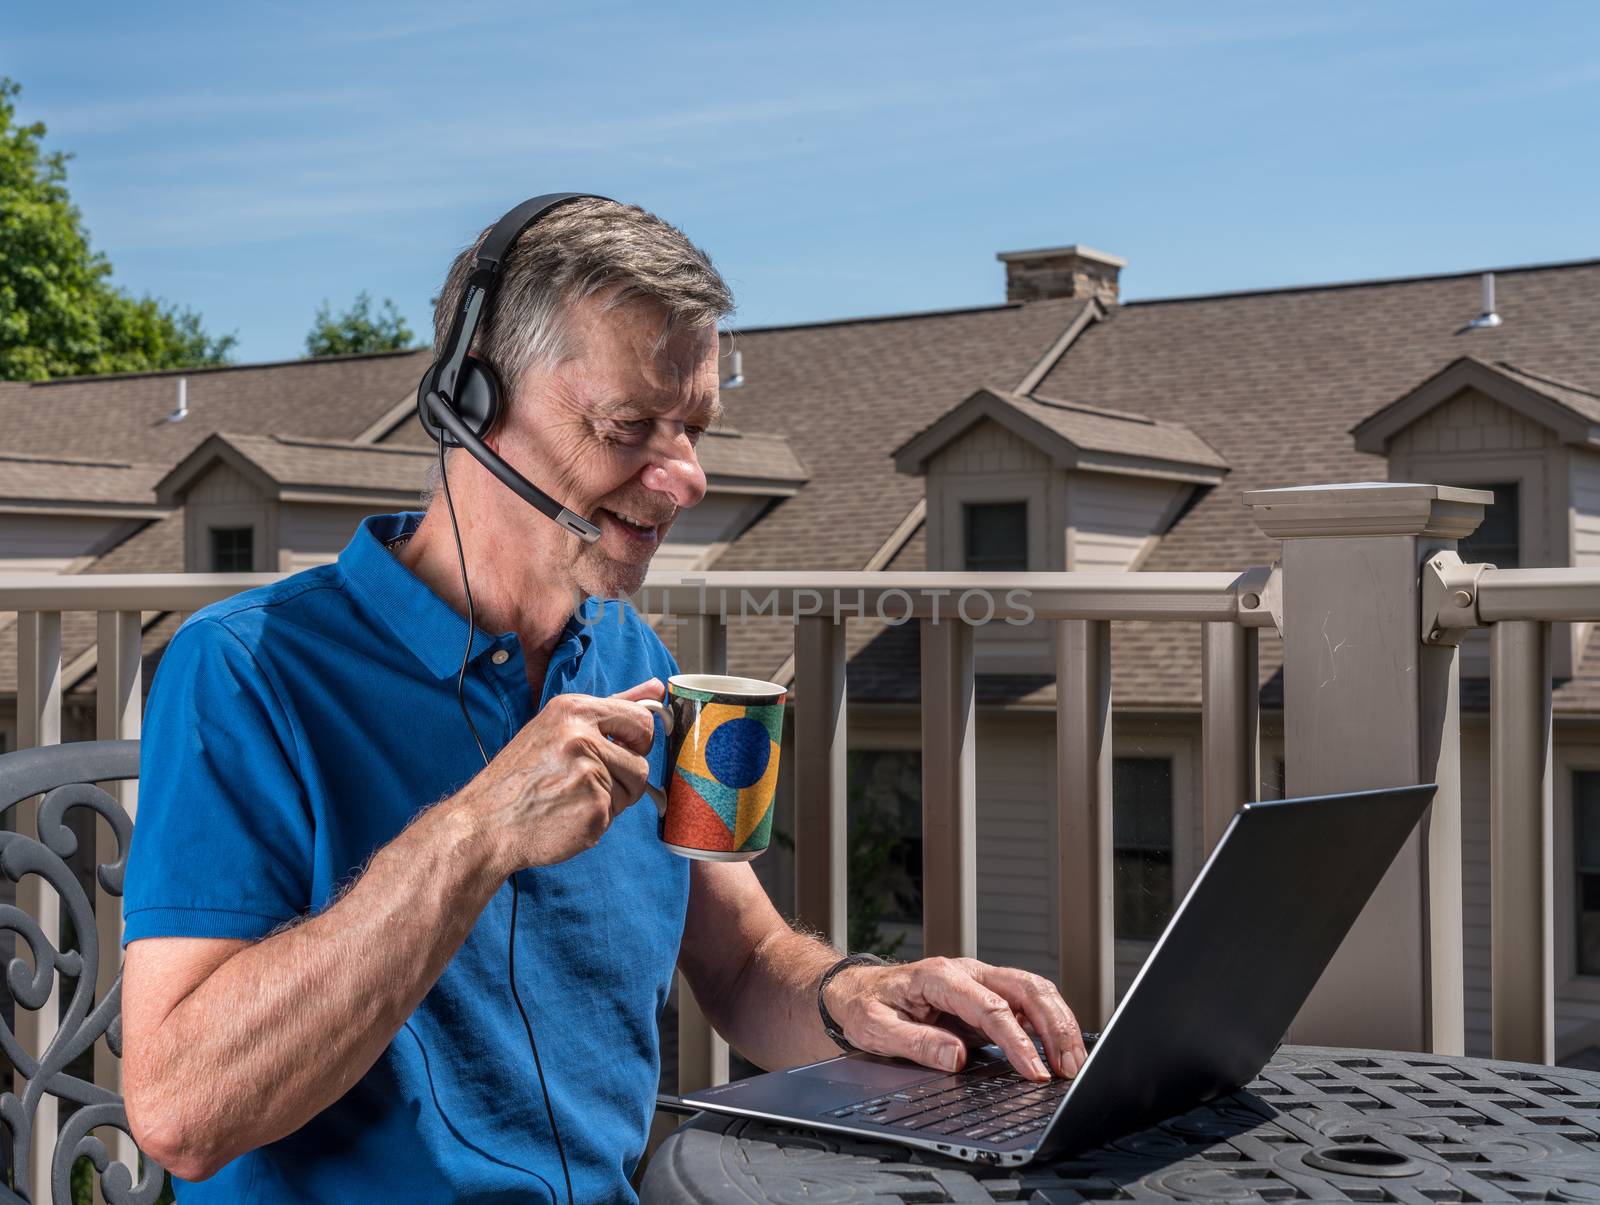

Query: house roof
891;386;1228;483
694;429;808;492
685;257;1600;712
1028;257;1600;712
0;452;167;513
1351;356;1600;454
157;433;433;506
661;295;1096;681
11;256;1600;717
0;349;430;465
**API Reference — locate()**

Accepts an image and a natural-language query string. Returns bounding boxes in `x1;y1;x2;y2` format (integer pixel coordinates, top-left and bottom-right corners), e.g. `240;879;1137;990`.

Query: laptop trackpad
788;1055;950;1092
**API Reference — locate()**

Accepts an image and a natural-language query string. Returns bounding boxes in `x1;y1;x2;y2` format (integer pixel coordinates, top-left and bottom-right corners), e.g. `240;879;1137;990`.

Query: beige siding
279;502;377;572
183;462;273;572
0;514;132;573
1388;387;1558;456
1067;474;1184;572
188;461;264;505
1569;452;1600;666
976;715;1058;979
927;420;1051;476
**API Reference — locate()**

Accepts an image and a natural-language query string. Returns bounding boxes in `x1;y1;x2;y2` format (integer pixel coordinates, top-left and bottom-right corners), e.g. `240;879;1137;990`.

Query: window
1113;757;1174;941
846;750;923;955
210;527;255;573
963;501;1028;571
1577;771;1600;975
1458;482;1519;568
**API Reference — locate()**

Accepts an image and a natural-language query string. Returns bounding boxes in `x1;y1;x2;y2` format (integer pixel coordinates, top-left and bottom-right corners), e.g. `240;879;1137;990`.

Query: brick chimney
997;244;1126;305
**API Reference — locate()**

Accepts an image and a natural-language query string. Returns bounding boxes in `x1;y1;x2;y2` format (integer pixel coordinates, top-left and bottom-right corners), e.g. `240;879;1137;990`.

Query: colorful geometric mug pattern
661;692;784;857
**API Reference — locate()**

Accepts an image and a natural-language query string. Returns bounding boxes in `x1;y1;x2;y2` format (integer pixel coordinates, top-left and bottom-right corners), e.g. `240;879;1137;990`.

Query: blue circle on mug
706;717;771;789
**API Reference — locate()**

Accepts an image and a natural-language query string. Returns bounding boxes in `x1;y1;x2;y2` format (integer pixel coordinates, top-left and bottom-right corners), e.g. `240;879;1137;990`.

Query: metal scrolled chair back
0;741;161;1204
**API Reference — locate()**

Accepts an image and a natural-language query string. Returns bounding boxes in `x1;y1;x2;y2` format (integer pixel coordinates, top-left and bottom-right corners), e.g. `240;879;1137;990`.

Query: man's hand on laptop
823;956;1087;1082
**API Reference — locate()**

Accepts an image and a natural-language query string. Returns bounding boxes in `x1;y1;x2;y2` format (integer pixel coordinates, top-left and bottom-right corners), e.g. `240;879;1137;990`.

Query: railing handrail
0;568;1251;624
1475;566;1600;623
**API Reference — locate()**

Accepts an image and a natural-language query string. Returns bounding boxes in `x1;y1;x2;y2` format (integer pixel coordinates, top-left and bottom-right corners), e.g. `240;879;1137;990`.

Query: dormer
1353;356;1600;678
156;427;809;577
155;433;434;572
893;387;1227;574
893;387;1227;671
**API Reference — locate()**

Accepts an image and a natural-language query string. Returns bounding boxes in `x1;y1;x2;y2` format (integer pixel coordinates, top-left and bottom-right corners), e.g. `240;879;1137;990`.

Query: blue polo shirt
125;511;689;1203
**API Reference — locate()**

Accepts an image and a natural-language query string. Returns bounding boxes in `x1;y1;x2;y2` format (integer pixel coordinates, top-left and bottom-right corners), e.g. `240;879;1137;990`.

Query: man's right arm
122;685;662;1182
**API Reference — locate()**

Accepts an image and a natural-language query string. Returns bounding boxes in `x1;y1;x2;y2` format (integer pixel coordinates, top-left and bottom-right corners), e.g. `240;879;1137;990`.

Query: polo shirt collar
338;512;593;680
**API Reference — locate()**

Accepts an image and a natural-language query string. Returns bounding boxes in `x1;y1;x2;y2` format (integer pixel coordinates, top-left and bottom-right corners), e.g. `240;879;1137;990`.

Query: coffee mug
640;674;786;861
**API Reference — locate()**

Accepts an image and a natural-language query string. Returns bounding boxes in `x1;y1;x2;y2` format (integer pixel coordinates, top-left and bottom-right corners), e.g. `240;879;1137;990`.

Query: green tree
305;291;415;357
0;77;235;381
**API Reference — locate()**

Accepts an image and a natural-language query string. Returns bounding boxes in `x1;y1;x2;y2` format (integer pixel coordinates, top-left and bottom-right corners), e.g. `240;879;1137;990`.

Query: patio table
641;1044;1600;1202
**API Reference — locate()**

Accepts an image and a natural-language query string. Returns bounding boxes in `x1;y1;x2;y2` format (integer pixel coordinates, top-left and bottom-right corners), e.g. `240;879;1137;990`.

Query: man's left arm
677;860;1089;1081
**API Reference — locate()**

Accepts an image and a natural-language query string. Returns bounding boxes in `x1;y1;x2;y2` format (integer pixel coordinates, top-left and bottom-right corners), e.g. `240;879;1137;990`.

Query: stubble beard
573;542;652;601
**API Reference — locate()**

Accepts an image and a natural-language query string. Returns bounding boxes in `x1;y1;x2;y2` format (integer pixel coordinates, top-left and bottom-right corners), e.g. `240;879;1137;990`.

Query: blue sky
4;2;1597;363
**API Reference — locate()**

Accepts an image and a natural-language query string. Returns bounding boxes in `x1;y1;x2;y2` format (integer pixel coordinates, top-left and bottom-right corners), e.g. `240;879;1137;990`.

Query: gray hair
420;198;733;506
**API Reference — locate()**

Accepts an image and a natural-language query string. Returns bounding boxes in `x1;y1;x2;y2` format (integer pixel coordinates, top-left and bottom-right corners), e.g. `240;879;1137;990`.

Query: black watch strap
817;953;889;1054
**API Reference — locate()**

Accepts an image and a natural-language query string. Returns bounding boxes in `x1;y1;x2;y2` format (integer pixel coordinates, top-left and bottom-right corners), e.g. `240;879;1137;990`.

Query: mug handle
638;698;674;817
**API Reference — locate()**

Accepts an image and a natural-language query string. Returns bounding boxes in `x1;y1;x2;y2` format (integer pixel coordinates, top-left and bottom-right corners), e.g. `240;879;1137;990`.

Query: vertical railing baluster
674;614;729;1093
1201;622;1259;853
793;617;847;948
16;611;61;1204
95;610;143;1198
920;617;976;957
1056;619;1114;1029
1490;619;1555;1063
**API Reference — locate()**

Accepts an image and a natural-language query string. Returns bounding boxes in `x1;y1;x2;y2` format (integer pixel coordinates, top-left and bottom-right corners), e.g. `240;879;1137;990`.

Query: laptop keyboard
824;1059;1070;1142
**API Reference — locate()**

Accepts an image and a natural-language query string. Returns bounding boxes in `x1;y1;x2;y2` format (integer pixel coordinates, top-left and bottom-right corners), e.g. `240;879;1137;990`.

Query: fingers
964;963;1088;1078
854;1001;969;1073
611;678;666;703
588;697;659;756
587;735;651;814
918;960;1051;1082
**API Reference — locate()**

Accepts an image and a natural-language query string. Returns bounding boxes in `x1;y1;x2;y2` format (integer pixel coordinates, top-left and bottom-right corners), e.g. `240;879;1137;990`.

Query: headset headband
427;192;610;422
418;192;612;543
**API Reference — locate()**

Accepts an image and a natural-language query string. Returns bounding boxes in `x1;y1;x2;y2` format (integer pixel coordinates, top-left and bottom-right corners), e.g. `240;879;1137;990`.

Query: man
121;198;1087;1202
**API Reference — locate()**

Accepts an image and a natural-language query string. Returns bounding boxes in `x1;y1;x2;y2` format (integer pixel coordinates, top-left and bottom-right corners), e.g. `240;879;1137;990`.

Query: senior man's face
491;292;720;599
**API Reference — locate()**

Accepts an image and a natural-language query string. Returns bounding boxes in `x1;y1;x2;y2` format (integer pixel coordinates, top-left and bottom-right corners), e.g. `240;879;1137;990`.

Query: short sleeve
123;617;314;944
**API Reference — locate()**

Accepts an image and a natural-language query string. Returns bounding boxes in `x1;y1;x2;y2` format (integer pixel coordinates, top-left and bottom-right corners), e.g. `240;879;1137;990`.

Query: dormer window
1351;356;1600;678
964;501;1028;571
209;526;254;572
1457;482;1520;568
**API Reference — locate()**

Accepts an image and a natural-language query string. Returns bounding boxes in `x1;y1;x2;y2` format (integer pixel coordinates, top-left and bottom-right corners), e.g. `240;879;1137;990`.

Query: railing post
1201;622;1259;852
674;615;729;1092
95;610;143;1198
1057;619;1114;1029
1246;483;1487;1054
920;617;976;958
1490;620;1555;1062
793;617;847;947
16;611;61;1205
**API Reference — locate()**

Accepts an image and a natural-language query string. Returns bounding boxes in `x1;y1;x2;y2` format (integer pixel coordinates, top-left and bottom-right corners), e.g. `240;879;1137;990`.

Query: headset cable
437;434;576;1205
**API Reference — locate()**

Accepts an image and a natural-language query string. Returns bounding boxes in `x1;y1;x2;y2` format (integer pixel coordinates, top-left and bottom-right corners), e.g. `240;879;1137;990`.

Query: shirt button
490;650;510;665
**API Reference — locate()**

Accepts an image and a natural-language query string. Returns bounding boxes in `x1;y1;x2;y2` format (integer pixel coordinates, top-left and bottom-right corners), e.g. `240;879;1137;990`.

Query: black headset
416;192;608;543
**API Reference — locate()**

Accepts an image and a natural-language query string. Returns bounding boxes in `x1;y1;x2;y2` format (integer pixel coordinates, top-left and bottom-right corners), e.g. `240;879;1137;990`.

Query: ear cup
417;354;502;447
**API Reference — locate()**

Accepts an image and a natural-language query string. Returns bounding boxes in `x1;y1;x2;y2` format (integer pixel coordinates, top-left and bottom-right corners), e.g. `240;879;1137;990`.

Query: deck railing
0;480;1590;1200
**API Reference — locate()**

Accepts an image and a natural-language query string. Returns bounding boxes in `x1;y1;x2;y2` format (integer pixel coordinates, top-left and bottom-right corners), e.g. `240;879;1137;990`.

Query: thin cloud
45;85;390;136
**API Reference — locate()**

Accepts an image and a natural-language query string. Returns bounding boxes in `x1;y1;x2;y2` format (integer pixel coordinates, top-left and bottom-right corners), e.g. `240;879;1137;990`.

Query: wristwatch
817;952;890;1054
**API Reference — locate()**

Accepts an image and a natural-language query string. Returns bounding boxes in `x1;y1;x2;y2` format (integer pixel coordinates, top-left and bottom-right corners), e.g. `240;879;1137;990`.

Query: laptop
663;783;1437;1167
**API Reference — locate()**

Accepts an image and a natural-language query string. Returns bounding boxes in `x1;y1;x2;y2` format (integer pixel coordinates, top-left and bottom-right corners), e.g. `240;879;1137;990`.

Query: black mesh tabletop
640;1045;1600;1203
